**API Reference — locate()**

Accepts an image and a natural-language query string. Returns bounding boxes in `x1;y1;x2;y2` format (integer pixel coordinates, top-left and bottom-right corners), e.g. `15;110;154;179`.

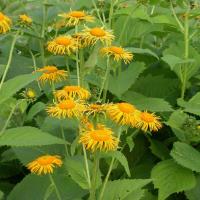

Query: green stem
99;128;122;200
49;174;62;200
0;30;20;91
83;145;92;189
108;0;114;28
98;57;111;102
89;152;99;200
181;8;189;99
92;0;105;26
75;25;80;86
61;126;69;156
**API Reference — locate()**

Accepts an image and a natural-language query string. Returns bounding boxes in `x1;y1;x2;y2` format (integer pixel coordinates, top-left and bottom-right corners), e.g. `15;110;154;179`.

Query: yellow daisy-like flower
79;26;114;46
36;66;67;84
0;12;12;34
47;35;78;55
46;99;85;119
100;46;133;64
135;111;162;132
85;103;107;117
55;86;91;101
58;10;94;26
19;14;32;24
80;124;119;152
107;102;139;126
26;155;62;175
21;88;36;102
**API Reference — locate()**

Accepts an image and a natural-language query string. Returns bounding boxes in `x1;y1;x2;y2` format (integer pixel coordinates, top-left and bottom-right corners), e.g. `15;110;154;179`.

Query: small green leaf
128;48;159;59
151;159;196;200
0;73;40;105
171;142;200;172
0;126;66;147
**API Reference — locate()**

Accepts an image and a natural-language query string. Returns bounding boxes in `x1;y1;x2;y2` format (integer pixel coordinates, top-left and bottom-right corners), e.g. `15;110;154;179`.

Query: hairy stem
49;174;62;200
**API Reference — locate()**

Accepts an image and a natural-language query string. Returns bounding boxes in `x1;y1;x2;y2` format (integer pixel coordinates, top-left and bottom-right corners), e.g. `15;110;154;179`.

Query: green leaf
186;175;200;200
7;174;86;200
108;62;146;98
151;159;196;200
171;142;200;172
127;48;159;59
26;102;46;121
101;151;131;177
0;73;40;105
149;139;170;160
0;126;66;147
151;15;177;26
124;189;145;200
99;179;151;200
123;91;173;112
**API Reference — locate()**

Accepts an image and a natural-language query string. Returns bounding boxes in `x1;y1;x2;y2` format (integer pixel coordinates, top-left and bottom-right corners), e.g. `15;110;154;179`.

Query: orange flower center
110;46;124;54
0;12;5;20
64;86;80;92
117;103;135;114
140;112;154;123
90;130;111;141
70;11;86;18
43;66;58;74
58;100;75;110
55;37;71;46
37;156;56;165
90;27;106;37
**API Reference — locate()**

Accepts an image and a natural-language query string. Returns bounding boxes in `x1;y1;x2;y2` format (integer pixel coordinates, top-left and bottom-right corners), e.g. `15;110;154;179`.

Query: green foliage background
0;0;200;199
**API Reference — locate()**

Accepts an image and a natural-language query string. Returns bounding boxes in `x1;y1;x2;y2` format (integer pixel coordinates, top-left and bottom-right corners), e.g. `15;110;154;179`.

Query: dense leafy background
0;0;200;199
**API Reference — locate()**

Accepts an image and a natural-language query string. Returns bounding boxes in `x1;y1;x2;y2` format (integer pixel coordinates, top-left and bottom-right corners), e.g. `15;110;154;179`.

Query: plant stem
108;0;114;28
181;7;189;99
61;126;69;156
49;174;62;200
82;145;92;189
98;57;111;102
75;25;80;86
99;128;122;200
92;0;105;26
0;30;20;91
89;152;99;200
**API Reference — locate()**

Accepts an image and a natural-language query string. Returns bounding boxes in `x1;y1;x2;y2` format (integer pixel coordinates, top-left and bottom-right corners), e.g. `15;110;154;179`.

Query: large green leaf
128;48;159;59
0;73;40;105
0;127;66;147
151;159;196;200
122;91;173;112
108;62;146;98
171;142;200;172
7;174;86;200
99;179;151;200
186;175;200;200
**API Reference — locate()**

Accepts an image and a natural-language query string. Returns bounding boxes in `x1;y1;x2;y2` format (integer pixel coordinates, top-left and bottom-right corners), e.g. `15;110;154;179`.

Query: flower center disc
110;46;124;54
140;112;154;122
37;156;54;165
0;13;5;20
59;100;75;110
43;66;58;74
118;103;135;113
64;86;80;92
70;11;85;18
56;37;71;46
90;130;110;141
27;90;35;98
90;28;106;37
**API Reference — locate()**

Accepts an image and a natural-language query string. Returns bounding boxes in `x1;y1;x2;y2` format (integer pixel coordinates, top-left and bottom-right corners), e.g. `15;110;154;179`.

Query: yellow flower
55;86;91;101
0;12;12;34
58;10;94;26
107;102;139;126
85;103;107;117
26;155;62;175
19;14;32;24
36;66;68;84
47;35;78;55
21;88;36;102
46;99;85;119
80;124;119;152
79;26;114;46
100;46;133;64
135;111;162;132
